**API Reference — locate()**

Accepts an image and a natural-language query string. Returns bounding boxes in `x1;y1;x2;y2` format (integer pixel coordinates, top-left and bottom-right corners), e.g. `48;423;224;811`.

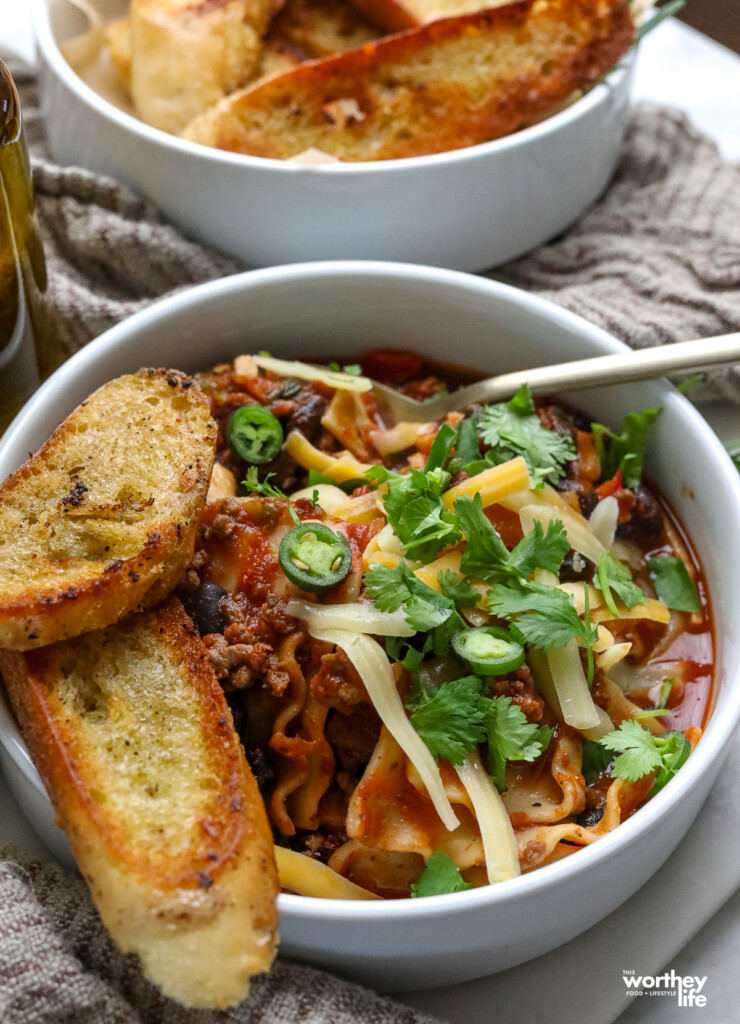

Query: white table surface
2;9;740;1024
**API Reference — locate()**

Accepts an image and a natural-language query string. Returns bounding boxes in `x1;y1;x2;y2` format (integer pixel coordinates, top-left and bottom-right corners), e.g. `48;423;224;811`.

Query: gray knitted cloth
1;48;740;1024
6;52;740;399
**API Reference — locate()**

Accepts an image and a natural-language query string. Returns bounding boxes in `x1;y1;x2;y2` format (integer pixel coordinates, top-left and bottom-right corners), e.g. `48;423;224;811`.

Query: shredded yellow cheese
274;846;380;900
442;457;530;510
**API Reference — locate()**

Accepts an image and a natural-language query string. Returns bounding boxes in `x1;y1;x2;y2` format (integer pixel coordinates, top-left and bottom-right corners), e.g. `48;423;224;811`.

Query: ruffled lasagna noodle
187;349;714;899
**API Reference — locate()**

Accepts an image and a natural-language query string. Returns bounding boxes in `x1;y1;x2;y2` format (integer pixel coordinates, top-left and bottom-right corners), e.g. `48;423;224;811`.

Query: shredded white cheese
285;599;414;637
454;753;520;884
309;627;460;831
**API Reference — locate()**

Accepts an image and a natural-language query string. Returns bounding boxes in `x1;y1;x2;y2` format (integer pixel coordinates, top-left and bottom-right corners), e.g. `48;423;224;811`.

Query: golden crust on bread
181;0;635;161
0;369;216;650
0;599;279;1007
130;0;281;133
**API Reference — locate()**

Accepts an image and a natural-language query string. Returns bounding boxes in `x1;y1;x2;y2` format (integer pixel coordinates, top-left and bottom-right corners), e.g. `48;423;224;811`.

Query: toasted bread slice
0;600;279;1008
0;369;216;650
350;0;514;33
130;0;281;134
267;0;380;60
182;0;634;161
105;17;133;92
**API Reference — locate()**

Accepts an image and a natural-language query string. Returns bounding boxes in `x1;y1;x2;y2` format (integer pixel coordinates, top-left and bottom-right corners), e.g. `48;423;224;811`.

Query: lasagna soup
182;350;713;899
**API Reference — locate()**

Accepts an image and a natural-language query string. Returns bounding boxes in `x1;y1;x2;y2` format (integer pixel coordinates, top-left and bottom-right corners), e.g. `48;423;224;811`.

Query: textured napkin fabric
2;46;740;1024
0;846;438;1024
6;52;740;399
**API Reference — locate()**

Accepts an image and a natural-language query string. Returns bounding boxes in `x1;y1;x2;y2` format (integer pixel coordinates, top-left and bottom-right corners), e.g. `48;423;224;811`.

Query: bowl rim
32;0;635;174
2;259;739;923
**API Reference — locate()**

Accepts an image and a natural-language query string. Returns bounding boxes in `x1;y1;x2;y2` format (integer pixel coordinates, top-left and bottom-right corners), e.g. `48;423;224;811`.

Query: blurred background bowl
33;0;636;271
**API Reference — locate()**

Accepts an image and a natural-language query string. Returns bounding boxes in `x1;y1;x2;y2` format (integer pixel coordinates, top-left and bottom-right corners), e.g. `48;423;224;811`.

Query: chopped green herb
408;677;487;764
453;414;482;471
376;468;461;563
243;467;288;499
477;385;576;487
581;739;614;786
599;720;691;797
677;373;705;395
455;492;569;584
592;408;661;490
485;696;553;793
411;851;473;897
487;578;599;652
424;423;457;474
647;555;700;612
595;552;647;617
437;570;480;610
363;560;453;632
327;361;362;376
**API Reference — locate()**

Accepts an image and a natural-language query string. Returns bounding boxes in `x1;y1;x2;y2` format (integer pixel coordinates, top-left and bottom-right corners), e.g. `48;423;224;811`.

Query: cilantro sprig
595;552;647;617
411;851;472;897
243;467;288;499
592;408;661;490
455;492;569;584
487;578;599;652
598;720;691;797
474;385;576;487
486;697;553;793
407;678;552;789
369;465;461;563
408;676;487;764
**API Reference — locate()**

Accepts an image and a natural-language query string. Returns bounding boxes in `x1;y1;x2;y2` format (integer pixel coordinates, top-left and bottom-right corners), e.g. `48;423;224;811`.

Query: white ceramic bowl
1;262;739;991
33;0;636;271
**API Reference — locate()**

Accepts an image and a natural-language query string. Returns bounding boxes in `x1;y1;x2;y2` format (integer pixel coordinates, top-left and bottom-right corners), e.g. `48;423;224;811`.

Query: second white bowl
34;0;635;271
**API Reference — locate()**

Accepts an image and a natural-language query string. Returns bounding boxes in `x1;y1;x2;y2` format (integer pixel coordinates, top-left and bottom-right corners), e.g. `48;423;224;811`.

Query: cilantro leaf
647;555;700;613
599;721;691;796
411;851;472;897
477;386;576;487
581;739;614;786
487;578;598;651
453;414;481;471
592;408;661;490
485;696;553;793
455;492;511;580
508;520;570;579
508;382;535;415
455;492;568;585
409;677;487;764
598;719;662;781
595;552;646;616
437;570;480;610
380;468;461;563
243;467;288;499
424;423;457;473
363;560;453;632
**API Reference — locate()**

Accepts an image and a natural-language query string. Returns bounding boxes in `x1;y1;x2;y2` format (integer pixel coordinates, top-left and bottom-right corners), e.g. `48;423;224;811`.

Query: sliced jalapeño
226;405;284;465
279;521;352;590
451;626;525;677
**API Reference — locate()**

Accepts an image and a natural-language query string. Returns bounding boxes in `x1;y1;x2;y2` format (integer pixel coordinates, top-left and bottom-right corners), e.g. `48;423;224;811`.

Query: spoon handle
455;332;740;408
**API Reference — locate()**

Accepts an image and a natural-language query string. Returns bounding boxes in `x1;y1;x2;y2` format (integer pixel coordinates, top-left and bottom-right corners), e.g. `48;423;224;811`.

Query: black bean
559;550;595;583
574;806;605;828
287;392;328;442
616;484;664;547
245;747;275;794
177;581;229;635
